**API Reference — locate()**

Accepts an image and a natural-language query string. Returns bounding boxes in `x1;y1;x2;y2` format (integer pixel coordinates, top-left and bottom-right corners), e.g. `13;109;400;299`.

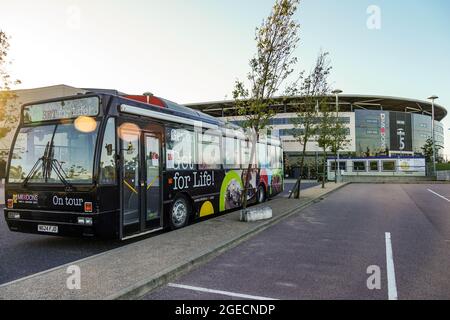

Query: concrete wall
0;85;86;157
342;176;435;183
327;158;427;181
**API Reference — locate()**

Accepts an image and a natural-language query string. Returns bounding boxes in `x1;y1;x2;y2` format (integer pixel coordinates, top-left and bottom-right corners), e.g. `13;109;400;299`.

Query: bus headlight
7;212;21;219
77;217;93;226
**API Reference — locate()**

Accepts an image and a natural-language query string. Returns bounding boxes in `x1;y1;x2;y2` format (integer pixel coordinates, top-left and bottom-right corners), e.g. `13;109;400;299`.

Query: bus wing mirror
127;142;134;154
105;144;113;156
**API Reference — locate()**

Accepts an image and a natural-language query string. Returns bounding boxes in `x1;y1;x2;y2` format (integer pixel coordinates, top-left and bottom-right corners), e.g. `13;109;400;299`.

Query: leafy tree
0;30;21;140
233;0;300;208
316;103;335;189
422;137;443;163
288;51;332;198
330;113;350;183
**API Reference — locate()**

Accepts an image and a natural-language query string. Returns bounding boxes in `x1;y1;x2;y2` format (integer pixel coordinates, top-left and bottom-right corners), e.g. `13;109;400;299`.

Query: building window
369;161;379;172
338;117;351;124
330;161;337;171
353;161;366;172
382;161;396;172
331;161;347;172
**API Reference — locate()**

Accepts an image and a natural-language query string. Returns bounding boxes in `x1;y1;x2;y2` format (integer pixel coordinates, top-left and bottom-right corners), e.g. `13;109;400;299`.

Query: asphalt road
145;184;450;300
0;207;123;285
0;181;314;285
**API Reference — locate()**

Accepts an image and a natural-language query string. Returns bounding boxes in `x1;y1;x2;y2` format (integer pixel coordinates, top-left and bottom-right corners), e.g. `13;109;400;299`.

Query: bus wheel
257;185;266;203
170;196;190;230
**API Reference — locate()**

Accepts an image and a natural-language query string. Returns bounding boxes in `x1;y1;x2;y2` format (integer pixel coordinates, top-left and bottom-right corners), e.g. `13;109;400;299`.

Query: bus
4;93;284;240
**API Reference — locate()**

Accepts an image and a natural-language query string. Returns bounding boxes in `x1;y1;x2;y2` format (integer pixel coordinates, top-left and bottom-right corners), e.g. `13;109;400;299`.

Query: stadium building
187;95;447;179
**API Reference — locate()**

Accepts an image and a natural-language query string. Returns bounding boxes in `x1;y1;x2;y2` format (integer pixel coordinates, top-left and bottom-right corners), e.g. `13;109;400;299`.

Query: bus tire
169;196;191;230
257;184;266;204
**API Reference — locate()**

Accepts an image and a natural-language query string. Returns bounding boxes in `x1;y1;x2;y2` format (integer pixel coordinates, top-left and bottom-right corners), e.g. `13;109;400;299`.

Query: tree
288;51;332;198
330;113;350;183
0;30;21;140
233;0;300;208
316;102;335;189
422;137;443;163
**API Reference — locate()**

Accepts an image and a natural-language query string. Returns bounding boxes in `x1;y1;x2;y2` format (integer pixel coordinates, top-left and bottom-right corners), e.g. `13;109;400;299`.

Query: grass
436;163;450;171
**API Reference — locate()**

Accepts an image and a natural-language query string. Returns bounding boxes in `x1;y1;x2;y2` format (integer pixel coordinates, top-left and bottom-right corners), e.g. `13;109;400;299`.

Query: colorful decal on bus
199;201;215;217
220;170;244;212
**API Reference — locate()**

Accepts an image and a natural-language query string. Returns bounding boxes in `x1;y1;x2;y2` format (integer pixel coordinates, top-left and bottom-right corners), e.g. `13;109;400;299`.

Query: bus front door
120;123;162;239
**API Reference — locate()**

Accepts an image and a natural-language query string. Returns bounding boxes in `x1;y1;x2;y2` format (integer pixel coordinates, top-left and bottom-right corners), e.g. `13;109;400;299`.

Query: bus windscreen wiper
45;141;74;190
22;141;74;190
22;141;50;186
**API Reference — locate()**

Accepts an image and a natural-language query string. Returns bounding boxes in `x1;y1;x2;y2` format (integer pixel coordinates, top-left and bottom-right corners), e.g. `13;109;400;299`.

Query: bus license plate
38;225;59;234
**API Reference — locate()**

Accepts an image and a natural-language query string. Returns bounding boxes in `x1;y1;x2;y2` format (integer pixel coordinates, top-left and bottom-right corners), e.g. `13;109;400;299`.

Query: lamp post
428;95;439;177
332;89;343;183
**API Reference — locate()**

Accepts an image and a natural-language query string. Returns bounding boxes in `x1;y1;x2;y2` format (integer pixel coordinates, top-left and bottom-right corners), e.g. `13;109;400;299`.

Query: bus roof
21;92;268;138
116;94;249;133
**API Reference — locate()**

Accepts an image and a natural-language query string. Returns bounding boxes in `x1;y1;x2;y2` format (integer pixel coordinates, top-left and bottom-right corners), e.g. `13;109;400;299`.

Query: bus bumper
3;209;117;239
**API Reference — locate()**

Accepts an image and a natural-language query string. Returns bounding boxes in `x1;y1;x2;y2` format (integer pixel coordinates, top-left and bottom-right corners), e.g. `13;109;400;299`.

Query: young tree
316;102;335;189
288;51;332;198
0;30;21;140
331;114;350;183
422;137;443;163
233;0;300;208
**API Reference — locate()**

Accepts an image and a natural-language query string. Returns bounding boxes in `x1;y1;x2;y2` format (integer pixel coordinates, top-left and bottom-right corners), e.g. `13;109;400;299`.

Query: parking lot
145;184;450;300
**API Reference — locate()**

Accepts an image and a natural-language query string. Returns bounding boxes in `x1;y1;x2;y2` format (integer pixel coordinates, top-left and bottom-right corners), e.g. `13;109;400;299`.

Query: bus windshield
8;119;99;184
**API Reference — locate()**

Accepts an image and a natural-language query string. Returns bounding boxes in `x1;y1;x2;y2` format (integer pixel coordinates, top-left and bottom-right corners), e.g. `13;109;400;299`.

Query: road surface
145;184;450;300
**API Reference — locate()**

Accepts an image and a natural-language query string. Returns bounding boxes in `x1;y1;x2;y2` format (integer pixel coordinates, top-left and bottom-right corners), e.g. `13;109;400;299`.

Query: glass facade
355;110;444;158
231;116;351;127
355;110;390;157
412;114;432;155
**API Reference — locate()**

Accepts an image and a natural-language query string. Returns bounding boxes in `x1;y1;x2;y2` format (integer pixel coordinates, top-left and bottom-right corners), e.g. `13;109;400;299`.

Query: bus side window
100;118;117;184
198;132;221;170
257;142;268;169
267;145;274;169
223;137;237;169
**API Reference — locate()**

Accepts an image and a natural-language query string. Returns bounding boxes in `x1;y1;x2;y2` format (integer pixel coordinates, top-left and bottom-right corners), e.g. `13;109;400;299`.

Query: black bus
4;93;284;240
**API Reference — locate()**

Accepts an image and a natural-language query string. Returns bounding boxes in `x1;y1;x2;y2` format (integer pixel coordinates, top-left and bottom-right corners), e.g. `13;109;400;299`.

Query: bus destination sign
23;97;99;123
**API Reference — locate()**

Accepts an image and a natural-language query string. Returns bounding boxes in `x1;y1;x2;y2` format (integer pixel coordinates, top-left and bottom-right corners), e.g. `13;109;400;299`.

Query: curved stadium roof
186;94;448;121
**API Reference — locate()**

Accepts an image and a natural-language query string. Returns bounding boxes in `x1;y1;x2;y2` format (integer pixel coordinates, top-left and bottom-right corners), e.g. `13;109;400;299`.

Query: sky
1;0;449;155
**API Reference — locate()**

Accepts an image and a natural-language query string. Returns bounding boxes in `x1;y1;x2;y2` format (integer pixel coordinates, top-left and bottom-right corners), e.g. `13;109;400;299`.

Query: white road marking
385;233;398;300
168;283;278;300
428;189;450;203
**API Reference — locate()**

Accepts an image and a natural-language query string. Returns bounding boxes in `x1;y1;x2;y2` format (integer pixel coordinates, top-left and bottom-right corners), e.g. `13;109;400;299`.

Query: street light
428;95;439;177
332;89;343;114
332;89;343;183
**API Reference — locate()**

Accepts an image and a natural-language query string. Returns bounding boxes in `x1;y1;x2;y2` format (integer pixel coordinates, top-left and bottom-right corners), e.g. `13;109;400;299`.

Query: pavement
280;180;319;197
144;183;450;300
0;182;345;300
